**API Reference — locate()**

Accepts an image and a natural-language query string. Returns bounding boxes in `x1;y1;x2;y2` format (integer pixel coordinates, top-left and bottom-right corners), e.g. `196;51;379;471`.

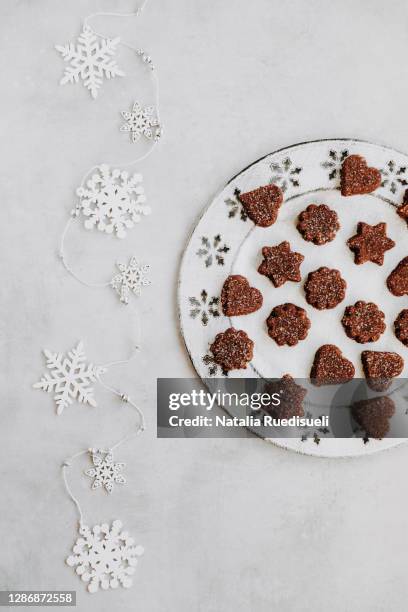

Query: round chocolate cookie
304;267;346;310
266;303;311;346
341;301;385;343
210;327;254;372
394;309;408;346
297;204;340;245
221;275;263;316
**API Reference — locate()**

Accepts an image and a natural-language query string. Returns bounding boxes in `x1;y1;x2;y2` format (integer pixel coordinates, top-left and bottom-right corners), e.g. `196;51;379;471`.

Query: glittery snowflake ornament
75;165;151;239
120;101;162;143
33;341;104;415
56;27;125;99
66;520;144;593
111;257;151;304
85;449;126;494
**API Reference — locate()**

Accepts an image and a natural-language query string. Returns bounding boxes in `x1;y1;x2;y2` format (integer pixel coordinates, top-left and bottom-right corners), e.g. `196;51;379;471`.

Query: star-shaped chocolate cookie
258;241;304;287
347;222;395;265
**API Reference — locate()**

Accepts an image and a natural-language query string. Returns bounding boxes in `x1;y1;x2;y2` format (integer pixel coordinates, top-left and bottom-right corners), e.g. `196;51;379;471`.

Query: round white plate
178;139;408;457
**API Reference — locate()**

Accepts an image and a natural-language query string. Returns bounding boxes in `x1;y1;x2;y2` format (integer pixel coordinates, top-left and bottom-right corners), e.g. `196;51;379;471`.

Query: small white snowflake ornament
56;26;125;99
111;257;151;304
85;449;126;494
76;164;151;239
33;341;104;415
120;101;162;143
66;520;144;593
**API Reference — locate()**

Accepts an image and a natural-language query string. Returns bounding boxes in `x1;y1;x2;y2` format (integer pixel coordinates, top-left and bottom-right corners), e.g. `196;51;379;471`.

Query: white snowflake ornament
120;101;162;143
33;341;104;415
85;449;126;494
111;257;151;304
76;164;151;239
56;27;125;99
66;520;144;593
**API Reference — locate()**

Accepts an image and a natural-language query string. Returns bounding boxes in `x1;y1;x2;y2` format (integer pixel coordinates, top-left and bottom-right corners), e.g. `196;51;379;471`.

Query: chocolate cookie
347;222;395;265
361;350;404;392
352;396;395;439
258;241;304;287
397;189;408;226
238;184;283;227
310;344;355;386
304;267;346;310
264;374;306;419
340;154;381;196
387;257;408;296
341;301;385;343
266;303;311;346
297;204;340;245
394;309;408;346
210;327;254;372
221;275;263;317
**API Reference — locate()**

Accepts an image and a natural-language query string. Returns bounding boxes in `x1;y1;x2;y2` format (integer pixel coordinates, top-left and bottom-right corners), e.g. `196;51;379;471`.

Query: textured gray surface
1;0;408;610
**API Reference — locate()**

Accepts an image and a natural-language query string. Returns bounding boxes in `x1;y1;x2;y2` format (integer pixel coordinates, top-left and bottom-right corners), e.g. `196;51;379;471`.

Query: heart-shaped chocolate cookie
387;257;408;296
341;155;381;196
352;396;395;439
310;344;355;386
361;350;404;392
238;184;283;227
397;189;408;226
221;275;263;316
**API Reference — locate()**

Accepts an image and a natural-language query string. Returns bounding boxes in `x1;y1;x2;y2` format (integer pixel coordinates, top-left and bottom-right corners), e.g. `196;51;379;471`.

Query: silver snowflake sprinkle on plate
85;449;126;494
189;290;219;325
55;27;125;99
33;341;104;415
111;256;151;304
269;157;302;192
66;520;144;593
76;164;151;239
381;160;408;194
196;235;230;267
120;101;162;143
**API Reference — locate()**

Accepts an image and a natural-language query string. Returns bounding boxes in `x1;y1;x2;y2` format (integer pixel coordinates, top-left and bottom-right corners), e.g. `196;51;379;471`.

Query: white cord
97;377;146;440
61;388;146;526
62;451;88;526
98;334;141;369
60;0;161;288
83;0;151;36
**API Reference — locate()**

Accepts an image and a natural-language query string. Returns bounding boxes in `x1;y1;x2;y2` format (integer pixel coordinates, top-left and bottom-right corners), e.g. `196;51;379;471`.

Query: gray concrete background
1;0;408;610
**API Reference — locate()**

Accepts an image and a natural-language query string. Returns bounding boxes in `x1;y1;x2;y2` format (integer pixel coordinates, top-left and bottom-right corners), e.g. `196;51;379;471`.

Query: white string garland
61;388;146;593
62;390;145;526
58;0;160;297
43;3;160;592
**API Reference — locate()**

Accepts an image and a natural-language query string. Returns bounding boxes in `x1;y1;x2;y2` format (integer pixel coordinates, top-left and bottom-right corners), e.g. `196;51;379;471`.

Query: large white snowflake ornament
111;256;151;304
85;449;126;494
76;164;151;239
33;341;104;415
120;101;162;143
66;520;144;593
56;27;125;99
